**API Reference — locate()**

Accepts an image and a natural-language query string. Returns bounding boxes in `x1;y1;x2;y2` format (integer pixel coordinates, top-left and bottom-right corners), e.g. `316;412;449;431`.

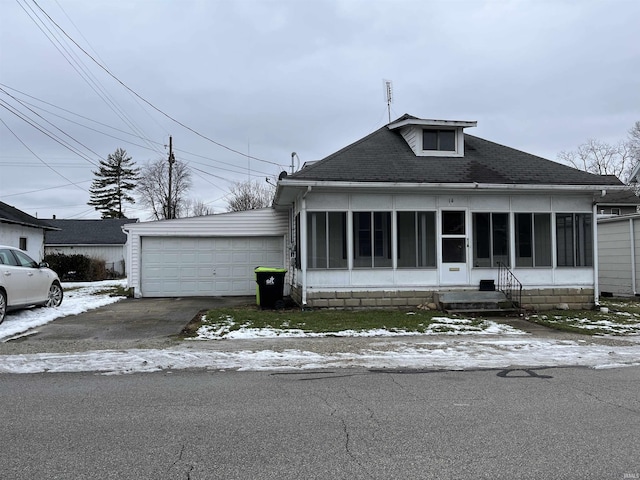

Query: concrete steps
435;291;520;316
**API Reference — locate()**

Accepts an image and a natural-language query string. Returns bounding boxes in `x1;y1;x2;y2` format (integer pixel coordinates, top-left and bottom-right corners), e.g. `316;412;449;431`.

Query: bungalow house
45;218;137;276
0;201;57;261
124;114;625;311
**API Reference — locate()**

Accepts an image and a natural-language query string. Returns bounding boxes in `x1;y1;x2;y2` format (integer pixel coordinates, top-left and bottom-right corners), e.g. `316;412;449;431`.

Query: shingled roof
0;201;57;230
288;119;623;187
45;218;136;246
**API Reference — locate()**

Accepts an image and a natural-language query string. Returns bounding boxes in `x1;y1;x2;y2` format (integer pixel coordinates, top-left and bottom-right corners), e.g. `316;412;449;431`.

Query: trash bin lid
254;266;287;273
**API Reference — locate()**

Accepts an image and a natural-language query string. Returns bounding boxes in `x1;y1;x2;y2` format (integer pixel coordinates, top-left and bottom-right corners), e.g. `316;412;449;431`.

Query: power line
17;0;164;157
1;86;105;164
29;0;280;167
0;118;89;193
0;99;99;166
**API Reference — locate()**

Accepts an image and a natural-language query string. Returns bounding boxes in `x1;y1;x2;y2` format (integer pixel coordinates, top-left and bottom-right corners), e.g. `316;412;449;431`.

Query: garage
141;236;284;296
123;208;289;298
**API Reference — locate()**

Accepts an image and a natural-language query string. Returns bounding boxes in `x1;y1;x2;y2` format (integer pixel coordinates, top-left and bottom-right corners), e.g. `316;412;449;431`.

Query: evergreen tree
88;148;140;218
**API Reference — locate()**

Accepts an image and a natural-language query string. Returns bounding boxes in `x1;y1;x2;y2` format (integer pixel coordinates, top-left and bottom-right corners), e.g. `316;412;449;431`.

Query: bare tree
558;121;640;183
136;158;192;220
186;199;214;217
626;121;640;182
226;180;275;212
558;138;631;181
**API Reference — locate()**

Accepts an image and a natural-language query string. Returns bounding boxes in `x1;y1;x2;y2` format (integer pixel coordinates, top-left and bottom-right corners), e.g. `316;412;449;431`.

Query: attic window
423;129;455;151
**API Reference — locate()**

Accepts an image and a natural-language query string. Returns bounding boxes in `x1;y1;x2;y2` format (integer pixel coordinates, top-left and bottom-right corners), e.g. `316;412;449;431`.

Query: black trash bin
255;267;287;309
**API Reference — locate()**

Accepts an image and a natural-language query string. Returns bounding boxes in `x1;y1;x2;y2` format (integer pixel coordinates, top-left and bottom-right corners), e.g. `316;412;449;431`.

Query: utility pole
167;135;175;219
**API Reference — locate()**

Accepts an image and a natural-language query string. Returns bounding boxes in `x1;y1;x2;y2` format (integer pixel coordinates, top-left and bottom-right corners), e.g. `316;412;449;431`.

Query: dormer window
388;116;477;158
422;129;456;152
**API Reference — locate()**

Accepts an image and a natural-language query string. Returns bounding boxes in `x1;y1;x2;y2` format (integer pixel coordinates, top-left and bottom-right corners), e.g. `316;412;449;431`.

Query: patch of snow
194;316;525;340
1;339;639;375
0;280;126;341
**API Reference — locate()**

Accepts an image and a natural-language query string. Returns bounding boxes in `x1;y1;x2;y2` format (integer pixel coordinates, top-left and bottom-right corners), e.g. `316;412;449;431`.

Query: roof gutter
277;179;627;193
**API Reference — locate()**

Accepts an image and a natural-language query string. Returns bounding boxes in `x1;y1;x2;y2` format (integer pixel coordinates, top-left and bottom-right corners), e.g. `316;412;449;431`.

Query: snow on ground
1;280;640;375
194;316;525;340
1;339;639;375
0;279;127;341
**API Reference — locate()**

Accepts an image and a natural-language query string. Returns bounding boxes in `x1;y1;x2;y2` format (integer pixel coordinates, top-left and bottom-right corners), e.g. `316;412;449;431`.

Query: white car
0;245;63;324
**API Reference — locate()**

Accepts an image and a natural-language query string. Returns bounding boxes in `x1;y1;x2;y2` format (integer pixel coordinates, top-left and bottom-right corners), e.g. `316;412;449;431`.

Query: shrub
44;253;108;281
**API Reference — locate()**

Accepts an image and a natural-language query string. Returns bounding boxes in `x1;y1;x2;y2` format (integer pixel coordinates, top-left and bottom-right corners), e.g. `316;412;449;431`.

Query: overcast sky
1;0;639;220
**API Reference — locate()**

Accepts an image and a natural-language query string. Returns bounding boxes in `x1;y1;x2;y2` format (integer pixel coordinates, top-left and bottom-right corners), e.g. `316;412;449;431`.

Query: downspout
301;186;312;306
630;217;637;295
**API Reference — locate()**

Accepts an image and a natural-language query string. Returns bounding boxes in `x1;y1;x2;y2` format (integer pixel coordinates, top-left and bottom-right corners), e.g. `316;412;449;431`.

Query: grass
527;298;640;335
182;305;488;338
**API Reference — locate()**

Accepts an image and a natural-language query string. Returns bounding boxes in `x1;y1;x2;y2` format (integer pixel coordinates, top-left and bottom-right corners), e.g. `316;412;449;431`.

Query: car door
0;248;30;305
10;249;50;305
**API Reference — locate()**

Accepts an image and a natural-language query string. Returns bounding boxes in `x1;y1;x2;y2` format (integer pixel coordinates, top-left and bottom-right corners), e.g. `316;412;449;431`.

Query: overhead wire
1;86;105;165
17;0;165;157
0;118;89;192
29;0;281;167
51;0;171;140
0;99;99;167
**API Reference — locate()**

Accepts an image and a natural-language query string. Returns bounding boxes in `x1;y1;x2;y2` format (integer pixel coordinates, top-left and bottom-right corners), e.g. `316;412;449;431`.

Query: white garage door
141;236;284;297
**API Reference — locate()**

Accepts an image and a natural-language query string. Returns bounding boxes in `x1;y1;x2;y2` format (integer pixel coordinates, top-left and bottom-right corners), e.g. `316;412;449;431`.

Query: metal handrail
497;261;523;310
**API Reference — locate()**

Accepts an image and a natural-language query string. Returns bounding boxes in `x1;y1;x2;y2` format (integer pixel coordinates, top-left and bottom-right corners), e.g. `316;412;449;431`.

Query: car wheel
46;282;63;308
0;290;6;324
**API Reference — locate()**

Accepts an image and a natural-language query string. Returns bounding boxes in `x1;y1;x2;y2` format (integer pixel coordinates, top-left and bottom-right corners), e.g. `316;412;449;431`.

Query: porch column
300;193;309;306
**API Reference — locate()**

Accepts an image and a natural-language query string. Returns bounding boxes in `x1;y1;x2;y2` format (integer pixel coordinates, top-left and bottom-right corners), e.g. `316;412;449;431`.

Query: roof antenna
383;79;393;124
291;152;299;174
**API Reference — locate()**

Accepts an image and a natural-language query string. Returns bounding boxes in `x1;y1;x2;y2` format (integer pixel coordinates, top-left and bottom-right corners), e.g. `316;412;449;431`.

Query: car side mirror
39;261;50;268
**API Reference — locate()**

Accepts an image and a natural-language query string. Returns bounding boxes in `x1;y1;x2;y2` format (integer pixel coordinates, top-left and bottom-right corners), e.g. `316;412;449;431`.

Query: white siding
0;224;45;261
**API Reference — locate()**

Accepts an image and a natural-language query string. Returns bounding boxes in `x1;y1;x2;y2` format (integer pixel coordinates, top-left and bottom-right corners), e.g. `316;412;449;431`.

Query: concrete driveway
1;296;254;354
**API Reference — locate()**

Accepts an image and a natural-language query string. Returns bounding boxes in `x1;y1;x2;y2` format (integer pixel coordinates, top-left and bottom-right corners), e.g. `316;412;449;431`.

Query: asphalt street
1;366;638;479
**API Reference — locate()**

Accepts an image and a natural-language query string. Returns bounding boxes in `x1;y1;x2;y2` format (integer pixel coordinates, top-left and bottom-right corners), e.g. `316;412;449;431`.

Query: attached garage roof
123;208;288;236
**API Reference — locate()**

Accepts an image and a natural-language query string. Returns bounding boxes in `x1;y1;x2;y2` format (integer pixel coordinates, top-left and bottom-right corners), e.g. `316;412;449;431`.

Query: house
597;214;640;297
596;188;640;216
0;201;57;261
45;218;137;276
124;114;625;310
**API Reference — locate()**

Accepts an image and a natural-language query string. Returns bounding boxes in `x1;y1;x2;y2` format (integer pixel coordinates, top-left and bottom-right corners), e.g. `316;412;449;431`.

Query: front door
440;210;469;285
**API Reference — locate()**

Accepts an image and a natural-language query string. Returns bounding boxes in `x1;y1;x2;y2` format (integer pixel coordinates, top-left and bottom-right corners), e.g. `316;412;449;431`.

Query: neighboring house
596;188;640;216
598;214;640;297
123;114;625;310
0;201;57;261
45;218;137;276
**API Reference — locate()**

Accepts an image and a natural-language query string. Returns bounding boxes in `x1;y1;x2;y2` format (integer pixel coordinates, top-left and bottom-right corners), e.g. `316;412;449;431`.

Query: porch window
307;212;347;269
515;213;552;267
353;211;392;268
472;212;510;267
556;213;593;267
397;211;436;268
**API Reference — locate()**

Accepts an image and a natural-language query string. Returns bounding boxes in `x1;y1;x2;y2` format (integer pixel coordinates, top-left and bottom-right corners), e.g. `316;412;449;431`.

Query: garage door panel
141;236;283;297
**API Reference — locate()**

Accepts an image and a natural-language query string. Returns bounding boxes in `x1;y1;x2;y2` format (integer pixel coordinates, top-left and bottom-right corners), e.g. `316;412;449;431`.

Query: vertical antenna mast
384;79;393;124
